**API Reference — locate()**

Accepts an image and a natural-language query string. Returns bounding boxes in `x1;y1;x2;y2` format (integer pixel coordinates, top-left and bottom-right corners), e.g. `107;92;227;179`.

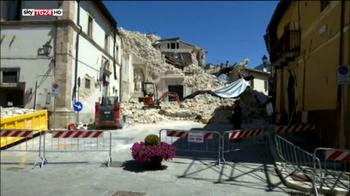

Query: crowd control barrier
41;129;112;167
0;129;46;167
159;129;222;164
313;148;349;195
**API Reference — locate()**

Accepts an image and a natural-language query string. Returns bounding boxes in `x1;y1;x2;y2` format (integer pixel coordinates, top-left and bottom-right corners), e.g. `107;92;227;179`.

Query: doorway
168;85;183;101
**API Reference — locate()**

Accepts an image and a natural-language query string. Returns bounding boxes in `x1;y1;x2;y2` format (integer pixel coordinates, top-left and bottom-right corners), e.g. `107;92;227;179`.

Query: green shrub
144;134;160;146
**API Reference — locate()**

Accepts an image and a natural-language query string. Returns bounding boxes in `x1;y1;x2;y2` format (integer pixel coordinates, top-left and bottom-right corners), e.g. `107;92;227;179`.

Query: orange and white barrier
276;123;316;134
52;130;103;138
1;130;33;138
325;149;350;162
166;130;187;137
228;128;263;140
166;130;214;140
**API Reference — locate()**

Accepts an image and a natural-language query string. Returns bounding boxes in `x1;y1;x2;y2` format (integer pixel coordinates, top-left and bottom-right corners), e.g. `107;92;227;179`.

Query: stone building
0;0;122;128
265;0;350;148
153;37;206;69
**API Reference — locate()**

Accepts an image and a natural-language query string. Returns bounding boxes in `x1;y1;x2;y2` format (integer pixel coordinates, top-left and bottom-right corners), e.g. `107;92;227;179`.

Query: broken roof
155;37;199;48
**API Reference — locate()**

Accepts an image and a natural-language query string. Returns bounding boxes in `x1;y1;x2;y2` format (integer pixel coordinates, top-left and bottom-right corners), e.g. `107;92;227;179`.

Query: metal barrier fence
0;129;46;167
313;148;350;195
222;128;266;163
41;129;112;167
274;135;316;178
159;129;222;164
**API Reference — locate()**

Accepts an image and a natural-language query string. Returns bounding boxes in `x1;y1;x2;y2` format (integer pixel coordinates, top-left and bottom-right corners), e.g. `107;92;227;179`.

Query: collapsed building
118;28;221;103
118;29;267;125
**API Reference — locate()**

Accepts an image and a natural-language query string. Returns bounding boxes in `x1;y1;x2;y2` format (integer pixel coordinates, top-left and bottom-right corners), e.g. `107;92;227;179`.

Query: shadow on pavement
121;160;167;173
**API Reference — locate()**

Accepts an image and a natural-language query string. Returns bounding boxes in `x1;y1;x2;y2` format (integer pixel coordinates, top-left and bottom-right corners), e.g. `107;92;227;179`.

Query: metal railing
159;128;222;164
41;129;112;167
274;135;316;181
222;128;266;163
313;148;350;195
0;129;46;168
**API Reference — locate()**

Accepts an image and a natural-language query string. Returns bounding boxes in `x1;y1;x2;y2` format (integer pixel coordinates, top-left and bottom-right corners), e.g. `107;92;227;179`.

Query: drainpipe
73;0;81;103
117;29;123;101
337;0;345;148
112;28;117;98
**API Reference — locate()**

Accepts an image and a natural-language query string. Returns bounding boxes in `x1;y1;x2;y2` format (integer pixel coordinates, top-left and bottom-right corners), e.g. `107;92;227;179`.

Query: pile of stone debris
119;28;222;90
0;107;36;119
119;28;265;125
122;88;266;125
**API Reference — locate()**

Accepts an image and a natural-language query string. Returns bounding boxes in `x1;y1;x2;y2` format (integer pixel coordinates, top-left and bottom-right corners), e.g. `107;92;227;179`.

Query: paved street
0;121;298;196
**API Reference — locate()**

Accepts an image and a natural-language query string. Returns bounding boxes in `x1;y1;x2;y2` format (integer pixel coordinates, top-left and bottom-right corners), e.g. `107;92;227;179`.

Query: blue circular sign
52;83;59;89
338;65;348;75
73;101;83;112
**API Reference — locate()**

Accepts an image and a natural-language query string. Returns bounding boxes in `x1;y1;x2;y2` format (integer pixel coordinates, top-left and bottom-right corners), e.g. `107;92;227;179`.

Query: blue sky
104;1;278;67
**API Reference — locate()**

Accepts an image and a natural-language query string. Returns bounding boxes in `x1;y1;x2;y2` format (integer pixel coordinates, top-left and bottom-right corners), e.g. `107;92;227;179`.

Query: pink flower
130;141;175;163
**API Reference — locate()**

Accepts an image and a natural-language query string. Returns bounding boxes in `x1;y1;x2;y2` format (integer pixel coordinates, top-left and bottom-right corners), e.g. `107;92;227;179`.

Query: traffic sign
188;132;204;143
337;64;350;85
52;83;59;96
73;101;83;112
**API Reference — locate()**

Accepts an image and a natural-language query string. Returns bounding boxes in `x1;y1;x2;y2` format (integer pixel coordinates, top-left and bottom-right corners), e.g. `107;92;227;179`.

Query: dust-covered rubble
119;28;222;90
0;107;36;119
122;88;266;125
119;28;265;125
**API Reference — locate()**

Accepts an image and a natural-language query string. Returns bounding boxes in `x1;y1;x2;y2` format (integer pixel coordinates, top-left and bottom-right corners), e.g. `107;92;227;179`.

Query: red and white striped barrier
228;128;263;140
166;130;187;137
326;149;350;162
52;130;103;138
276;123;316;134
166;130;213;140
0;130;33;138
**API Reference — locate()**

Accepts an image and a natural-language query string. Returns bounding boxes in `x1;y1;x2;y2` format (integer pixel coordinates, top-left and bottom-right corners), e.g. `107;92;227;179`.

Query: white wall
121;53;134;101
0;26;56;108
253;78;268;95
79;1;114;56
61;1;119;123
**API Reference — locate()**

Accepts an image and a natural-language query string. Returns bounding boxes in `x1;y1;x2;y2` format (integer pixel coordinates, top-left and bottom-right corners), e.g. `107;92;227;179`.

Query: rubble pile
122;102;170;124
119;28;265;125
0;107;36;118
119;28;183;81
122;88;267;125
119;28;223;90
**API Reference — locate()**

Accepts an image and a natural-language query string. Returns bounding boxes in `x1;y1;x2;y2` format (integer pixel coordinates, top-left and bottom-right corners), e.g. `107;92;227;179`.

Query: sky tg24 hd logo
22;9;63;16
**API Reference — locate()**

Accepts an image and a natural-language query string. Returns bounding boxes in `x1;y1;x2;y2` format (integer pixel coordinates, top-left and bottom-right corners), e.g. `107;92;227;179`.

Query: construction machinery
95;96;124;129
141;82;180;109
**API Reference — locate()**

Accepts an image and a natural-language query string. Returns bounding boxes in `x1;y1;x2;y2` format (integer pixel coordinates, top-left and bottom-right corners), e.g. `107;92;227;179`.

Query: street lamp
38;41;52;56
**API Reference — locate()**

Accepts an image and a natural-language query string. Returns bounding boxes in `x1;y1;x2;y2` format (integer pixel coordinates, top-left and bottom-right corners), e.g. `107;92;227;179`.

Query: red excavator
142;82;180;109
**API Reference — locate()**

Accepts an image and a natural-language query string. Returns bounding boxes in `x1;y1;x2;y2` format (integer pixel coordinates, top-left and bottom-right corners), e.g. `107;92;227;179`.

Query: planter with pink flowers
131;134;175;169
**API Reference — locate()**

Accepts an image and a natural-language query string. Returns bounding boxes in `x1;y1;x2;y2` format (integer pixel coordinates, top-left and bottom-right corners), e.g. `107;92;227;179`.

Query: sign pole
51;82;59;130
53;95;56;130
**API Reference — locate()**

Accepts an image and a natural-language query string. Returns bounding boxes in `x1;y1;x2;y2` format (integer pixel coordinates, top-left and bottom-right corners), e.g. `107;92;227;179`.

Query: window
176;43;179;49
104;33;109;52
6;0;21;21
88;16;93;37
167;43;170;49
171;42;176;49
1;69;19;83
85;78;91;89
320;0;329;12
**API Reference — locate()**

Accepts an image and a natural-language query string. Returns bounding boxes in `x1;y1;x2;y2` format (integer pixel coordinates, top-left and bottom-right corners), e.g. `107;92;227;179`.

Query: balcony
269;30;301;64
